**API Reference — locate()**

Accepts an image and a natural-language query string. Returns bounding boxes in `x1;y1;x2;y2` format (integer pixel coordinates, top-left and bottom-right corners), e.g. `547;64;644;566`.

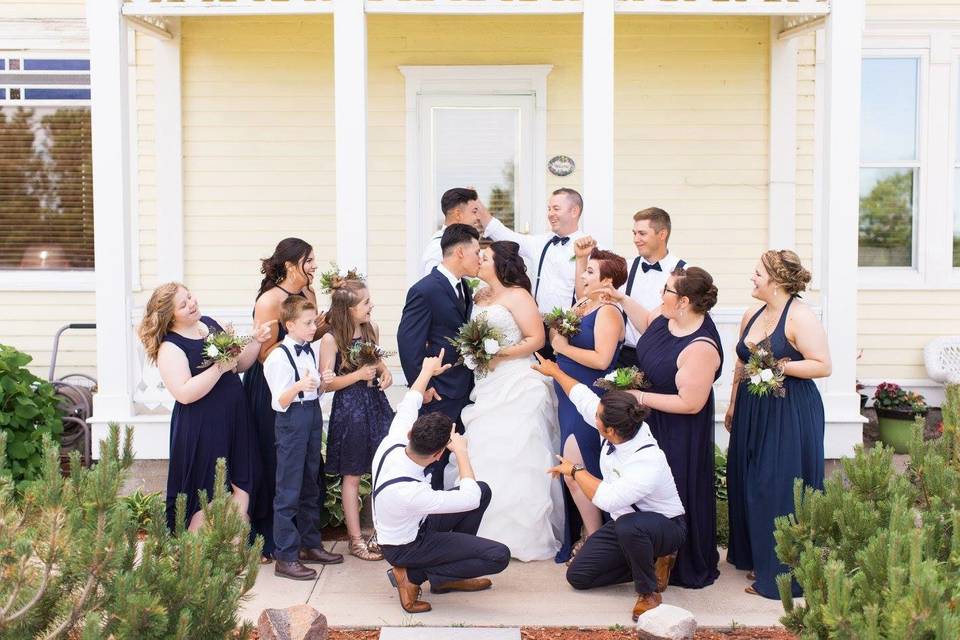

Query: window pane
861;58;918;163
954;168;960;268
858;167;915;267
0;106;94;269
432;107;519;229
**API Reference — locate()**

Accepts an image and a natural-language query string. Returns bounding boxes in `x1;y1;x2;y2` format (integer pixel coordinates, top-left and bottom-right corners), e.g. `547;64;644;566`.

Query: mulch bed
324;628;796;640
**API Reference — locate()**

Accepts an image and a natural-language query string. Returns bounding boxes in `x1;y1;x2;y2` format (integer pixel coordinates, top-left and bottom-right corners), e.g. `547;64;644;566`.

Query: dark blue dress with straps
326;339;394;476
726;296;825;598
554;304;624;563
163;316;259;531
634;314;723;588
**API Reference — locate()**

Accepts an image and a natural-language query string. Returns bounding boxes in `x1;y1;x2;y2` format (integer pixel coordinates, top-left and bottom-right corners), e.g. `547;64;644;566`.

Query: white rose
464;355;478;370
604;372;617;382
750;374;761;385
205;344;220;358
760;368;774;382
338;268;349;278
483;338;501;355
757;348;767;358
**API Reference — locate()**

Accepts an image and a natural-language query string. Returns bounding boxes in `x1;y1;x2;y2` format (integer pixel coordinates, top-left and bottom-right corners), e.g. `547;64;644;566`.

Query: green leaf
7;440;28;459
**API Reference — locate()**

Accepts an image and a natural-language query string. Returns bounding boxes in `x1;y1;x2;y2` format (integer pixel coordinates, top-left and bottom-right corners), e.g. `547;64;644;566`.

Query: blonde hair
280;296;316;326
760;250;812;296
138;282;186;363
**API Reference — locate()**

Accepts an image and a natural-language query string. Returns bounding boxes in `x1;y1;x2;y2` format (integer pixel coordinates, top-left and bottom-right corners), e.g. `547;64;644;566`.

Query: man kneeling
534;354;686;622
373;349;510;614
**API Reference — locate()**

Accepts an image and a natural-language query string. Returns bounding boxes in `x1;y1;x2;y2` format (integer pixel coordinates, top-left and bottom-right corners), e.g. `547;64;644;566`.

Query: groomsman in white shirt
373;350;510;614
420;188;483;277
533;354;686;622
477;187;586;357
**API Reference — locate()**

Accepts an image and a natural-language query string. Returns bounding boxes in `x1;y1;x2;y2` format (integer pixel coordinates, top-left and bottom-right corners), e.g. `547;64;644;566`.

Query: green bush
123;488;164;532
715;445;729;547
774;384;960;639
0;344;63;491
0;425;261;640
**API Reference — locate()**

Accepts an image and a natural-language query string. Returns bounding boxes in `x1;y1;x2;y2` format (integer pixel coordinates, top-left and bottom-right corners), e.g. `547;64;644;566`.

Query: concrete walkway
240;542;787;628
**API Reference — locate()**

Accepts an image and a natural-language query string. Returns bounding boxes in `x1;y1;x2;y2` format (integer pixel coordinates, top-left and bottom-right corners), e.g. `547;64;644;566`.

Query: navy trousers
420;394;471;490
272;400;325;561
380;482;510;588
566;511;686;595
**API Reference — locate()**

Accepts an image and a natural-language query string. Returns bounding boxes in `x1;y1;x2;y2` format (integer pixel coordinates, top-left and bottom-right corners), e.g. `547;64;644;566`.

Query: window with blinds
0;55;93;270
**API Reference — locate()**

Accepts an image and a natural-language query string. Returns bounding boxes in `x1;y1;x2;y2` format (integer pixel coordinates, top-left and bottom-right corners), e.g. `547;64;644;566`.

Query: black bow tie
550;235;571;246
423;467;432;477
294;343;314;357
605;441;616;455
641;261;662;273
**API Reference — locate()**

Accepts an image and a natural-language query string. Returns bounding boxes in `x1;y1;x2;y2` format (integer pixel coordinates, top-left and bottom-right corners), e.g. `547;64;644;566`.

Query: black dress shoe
275;560;317;581
299;546;344;564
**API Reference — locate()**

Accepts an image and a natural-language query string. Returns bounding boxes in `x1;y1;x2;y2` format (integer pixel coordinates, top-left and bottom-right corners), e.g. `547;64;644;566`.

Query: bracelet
639;391;645;406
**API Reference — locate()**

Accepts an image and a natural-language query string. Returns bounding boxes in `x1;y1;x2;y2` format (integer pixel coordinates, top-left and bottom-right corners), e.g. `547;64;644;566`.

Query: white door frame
399;64;552;285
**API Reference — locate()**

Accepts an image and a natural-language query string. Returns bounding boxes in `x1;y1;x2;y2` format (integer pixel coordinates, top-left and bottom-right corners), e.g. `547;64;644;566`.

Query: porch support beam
820;0;866;457
333;0;368;270
155;17;184;283
581;0;615;247
87;0;136;421
768;17;797;250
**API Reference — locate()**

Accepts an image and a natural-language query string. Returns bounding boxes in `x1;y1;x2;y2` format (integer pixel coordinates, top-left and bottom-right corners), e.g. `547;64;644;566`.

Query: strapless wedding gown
456;303;564;561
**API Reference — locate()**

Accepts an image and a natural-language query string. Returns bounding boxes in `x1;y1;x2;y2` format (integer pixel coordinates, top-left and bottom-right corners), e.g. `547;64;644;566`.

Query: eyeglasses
662;285;678;296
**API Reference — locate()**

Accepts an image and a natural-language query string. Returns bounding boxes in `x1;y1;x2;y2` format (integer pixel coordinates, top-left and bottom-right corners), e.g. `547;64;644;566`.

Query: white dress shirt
372;390;482;546
483;217;585;314
567;383;684;520
263;335;321;412
621;252;684;348
420;225;447;277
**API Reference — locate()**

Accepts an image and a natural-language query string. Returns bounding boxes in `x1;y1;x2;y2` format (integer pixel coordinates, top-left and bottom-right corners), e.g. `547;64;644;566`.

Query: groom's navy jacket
397;267;474;403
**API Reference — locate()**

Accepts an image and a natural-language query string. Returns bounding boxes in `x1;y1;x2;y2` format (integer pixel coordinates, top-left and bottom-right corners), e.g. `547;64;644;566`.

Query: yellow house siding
0;0;85;19
614;16;770;307
867;0;960;21
178;16;336;308
0;294;96;379
135;32;159;304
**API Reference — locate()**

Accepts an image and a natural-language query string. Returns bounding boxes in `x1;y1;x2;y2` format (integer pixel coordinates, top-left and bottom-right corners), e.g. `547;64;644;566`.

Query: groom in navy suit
398;223;481;489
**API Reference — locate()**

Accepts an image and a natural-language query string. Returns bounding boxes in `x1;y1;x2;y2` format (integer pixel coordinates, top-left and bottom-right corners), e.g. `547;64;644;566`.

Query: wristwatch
570;463;585;479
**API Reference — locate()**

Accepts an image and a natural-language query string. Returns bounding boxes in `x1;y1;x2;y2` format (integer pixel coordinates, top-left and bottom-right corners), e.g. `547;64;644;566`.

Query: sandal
366;532;382;555
259;554;274;565
565;538;586;567
744;585;760;596
746;571;756;581
349;537;384;561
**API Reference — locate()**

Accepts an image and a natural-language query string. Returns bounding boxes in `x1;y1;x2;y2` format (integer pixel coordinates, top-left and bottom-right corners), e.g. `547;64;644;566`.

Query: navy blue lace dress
726;296;825;599
163;316;259;531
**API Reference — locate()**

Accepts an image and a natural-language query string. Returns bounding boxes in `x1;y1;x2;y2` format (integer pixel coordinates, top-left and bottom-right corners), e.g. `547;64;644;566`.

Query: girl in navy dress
725;250;830;599
139;282;272;532
550;246;627;563
244;238;324;561
319;277;394;561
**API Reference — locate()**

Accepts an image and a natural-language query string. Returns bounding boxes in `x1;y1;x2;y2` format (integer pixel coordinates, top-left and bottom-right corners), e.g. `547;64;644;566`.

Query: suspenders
277;344;304;400
533;239;553;302
628;443;656;513
624;258;687;297
371;444;420;519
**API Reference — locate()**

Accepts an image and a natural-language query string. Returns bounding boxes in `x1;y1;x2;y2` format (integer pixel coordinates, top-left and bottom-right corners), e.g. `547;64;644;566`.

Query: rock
257;604;328;640
636;603;696;640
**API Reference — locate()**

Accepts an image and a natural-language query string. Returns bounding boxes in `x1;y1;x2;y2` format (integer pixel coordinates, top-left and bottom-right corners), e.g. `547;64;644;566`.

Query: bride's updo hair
489;241;532;292
598;391;648;440
760;249;811;296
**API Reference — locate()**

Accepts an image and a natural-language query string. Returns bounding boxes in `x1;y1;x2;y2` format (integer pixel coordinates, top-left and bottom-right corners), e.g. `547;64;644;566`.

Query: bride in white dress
456;241;564;561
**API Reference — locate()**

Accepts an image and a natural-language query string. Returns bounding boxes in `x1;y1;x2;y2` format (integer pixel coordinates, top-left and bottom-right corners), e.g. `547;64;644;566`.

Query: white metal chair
924;337;960;385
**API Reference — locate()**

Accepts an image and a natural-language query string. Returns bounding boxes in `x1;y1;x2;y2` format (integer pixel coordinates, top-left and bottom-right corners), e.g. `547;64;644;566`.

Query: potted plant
872;382;927;453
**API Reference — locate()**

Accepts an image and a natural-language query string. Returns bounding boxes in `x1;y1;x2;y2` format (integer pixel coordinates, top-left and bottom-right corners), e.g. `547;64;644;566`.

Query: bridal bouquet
594;367;648;392
447;312;505;379
543;307;581;338
318;263;365;294
743;338;787;398
199;324;251;370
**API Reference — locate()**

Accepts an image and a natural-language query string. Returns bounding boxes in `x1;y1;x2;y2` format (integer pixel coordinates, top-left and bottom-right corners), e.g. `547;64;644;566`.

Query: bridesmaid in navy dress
625;266;724;589
550;246;627;563
138;282;272;532
725;250;830;599
244;238;322;560
319;277;394;561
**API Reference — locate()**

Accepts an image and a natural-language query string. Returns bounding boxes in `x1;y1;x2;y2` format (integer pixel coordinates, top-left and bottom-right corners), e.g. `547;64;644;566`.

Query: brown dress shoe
299;546;344;565
275;560;317;581
655;553;677;592
387;567;432;613
430;577;493;594
632;592;663;621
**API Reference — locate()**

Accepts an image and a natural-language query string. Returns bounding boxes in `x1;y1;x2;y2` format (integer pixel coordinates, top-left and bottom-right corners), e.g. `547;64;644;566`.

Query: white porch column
333;0;368;271
87;0;135;420
820;0;866;458
581;0;615;247
155;17;184;283
768;19;797;250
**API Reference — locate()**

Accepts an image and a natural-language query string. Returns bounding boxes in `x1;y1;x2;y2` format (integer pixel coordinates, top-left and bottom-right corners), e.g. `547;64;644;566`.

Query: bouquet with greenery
743;337;787;398
199;324;250;369
543;306;581;338
347;340;395;368
317;262;365;294
447;312;505;379
594;366;648;392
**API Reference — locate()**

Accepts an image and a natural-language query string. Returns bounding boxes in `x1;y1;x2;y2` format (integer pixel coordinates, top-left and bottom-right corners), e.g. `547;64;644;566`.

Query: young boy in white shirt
264;296;343;580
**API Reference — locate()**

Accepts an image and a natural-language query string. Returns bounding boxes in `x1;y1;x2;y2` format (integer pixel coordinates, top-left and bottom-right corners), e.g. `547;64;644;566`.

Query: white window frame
857;48;927;289
399;65;551;285
950;49;960;283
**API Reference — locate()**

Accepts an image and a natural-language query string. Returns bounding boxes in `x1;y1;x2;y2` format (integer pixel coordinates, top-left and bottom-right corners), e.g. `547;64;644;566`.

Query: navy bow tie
423;467;432;477
294;343;314;357
605;441;616;455
550;235;571;246
641;261;662;273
